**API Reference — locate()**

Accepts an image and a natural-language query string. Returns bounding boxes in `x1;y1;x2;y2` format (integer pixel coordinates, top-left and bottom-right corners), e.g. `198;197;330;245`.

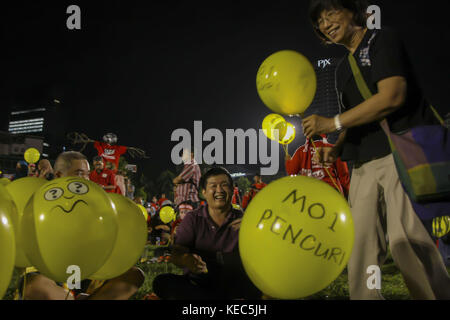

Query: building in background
0;131;44;175
6;103;67;160
303;57;341;144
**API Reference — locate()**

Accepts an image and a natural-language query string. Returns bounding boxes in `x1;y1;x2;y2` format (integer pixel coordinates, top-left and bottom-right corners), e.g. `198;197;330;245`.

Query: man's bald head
54;151;90;179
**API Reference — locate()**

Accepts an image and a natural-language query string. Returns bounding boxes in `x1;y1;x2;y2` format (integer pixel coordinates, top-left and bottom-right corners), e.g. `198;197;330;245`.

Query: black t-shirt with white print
335;27;438;163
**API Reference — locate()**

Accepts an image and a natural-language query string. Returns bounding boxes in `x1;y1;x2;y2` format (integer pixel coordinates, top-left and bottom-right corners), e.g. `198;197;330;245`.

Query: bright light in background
1;216;9;226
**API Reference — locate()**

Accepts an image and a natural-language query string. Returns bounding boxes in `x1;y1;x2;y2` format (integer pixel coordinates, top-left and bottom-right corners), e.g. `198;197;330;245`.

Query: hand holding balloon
302;115;335;139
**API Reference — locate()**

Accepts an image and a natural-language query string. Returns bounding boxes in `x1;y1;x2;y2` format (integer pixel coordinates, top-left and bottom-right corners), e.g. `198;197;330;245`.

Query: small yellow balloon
262;114;288;142
137;204;149;222
279;122;296;145
20;177;119;282
257;50;317;116
432;216;450;238
6;177;47;268
0;185;16;299
90;194;147;280
24;148;41;164
160;206;175;224
239;175;354;299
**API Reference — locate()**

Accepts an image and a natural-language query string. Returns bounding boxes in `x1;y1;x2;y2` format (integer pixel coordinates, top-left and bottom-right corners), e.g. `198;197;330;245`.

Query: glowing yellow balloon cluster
257;50;317;116
0;185;16;299
262;114;296;145
239;175;354;299
0;177;149;284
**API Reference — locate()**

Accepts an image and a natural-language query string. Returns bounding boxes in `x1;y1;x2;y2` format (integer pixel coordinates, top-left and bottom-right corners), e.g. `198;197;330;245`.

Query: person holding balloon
19;151;145;300
285;134;350;198
301;0;450;299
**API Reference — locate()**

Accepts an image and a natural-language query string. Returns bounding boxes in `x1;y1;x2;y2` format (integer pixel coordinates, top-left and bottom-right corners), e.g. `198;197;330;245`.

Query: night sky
1;0;449;179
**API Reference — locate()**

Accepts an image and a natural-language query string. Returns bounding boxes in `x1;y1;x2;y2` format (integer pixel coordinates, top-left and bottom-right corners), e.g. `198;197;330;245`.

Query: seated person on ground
152;167;261;300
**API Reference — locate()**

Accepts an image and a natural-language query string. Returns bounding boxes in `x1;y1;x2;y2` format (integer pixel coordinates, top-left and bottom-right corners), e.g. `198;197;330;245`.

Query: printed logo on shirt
101;153;116;160
312;170;325;180
104;149;115;156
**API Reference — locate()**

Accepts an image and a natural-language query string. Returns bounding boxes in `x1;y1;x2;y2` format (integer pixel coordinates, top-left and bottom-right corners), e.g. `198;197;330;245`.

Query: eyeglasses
317;10;341;28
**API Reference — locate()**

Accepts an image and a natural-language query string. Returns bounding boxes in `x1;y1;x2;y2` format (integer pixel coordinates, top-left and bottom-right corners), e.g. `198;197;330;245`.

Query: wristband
334;115;343;132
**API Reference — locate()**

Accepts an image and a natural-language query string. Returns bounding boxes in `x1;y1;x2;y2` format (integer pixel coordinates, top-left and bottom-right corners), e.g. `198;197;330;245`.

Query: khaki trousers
347;154;450;300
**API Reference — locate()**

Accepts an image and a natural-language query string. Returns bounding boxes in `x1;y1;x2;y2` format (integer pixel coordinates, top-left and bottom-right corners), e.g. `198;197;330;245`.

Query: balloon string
309;139;342;195
22;271;27;300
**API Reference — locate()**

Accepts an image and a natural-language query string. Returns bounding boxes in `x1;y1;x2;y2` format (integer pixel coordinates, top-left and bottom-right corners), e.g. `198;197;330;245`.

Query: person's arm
173;164;194;185
154;224;170;231
170;212;208;274
302;76;407;138
170;245;208;274
285;147;302;176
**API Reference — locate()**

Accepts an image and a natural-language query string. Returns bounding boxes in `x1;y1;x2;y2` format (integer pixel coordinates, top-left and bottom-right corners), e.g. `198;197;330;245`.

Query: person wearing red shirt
231;183;241;206
93;140;127;173
241;174;267;210
285;135;350;198
158;193;168;207
89;156;117;193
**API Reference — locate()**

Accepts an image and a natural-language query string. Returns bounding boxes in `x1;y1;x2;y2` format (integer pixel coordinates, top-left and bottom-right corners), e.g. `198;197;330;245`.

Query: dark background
1;0;449;179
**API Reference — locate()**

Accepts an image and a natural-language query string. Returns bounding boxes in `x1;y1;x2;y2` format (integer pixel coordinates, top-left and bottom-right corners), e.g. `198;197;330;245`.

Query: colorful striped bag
347;53;450;217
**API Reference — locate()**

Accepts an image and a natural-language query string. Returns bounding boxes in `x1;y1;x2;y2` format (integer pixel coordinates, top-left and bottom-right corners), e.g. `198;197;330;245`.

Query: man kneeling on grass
19;151;144;300
152;167;261;300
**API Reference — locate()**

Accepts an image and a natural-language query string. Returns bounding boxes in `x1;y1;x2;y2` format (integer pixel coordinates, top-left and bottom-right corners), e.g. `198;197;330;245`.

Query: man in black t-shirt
303;0;450;300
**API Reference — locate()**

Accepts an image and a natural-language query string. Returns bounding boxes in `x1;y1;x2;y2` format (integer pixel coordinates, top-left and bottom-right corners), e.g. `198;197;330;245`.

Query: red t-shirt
158;197;168;207
93;141;127;172
285;137;350;198
89;168;117;193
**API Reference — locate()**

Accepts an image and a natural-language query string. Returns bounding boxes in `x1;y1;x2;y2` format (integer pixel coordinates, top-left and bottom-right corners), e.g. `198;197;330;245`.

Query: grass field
5;245;449;300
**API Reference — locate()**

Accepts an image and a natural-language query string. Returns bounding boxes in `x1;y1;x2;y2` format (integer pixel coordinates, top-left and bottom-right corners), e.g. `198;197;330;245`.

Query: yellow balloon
262;114;288;142
232;204;242;211
239;175;354;299
137;204;148;222
24;148;41;164
20;177;118;282
0;178;11;186
160;206;175;224
279;122;296;145
90;194;147;280
257;50;317;116
432;216;450;238
0;185;16;299
5;177;47;268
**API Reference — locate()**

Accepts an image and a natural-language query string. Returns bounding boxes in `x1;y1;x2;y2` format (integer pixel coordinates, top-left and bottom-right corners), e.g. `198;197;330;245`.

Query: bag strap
347;53;391;135
347;53;445;129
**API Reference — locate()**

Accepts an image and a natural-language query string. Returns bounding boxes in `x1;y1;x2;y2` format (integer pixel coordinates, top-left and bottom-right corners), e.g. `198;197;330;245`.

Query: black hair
200;167;233;191
308;0;369;44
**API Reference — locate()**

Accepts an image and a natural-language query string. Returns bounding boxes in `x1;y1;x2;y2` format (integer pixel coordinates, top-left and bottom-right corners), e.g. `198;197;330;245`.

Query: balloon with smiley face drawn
20;177;119;282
